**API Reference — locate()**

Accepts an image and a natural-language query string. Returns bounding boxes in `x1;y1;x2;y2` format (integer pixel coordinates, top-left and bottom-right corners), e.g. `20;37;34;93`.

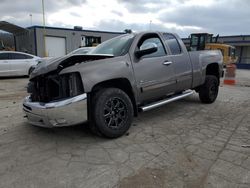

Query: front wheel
92;88;133;138
199;75;219;104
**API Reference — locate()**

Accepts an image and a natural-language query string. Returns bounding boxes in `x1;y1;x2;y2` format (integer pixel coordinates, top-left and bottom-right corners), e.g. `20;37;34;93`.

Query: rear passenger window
163;33;182;55
10;53;28;60
24;54;33;59
0;53;9;60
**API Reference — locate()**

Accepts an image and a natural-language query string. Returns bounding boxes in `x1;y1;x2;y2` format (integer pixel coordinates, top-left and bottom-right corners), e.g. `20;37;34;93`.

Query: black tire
92;88;133;138
199;75;219;104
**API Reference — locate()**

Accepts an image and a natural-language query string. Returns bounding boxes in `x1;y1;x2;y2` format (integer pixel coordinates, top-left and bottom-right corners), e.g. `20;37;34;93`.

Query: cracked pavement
0;70;250;188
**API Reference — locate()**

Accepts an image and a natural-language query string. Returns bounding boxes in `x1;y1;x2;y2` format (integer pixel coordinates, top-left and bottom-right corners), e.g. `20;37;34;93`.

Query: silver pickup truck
23;31;223;138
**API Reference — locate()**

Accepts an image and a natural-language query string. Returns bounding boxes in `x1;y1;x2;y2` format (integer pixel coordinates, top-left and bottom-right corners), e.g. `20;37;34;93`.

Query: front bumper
23;93;88;128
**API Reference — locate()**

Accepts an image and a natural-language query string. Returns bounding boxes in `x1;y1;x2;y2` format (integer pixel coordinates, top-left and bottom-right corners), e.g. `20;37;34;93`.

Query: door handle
163;61;172;66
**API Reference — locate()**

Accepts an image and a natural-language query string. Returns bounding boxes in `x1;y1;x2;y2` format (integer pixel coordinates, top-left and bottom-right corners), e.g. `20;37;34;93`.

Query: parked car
23;31;223;138
68;47;95;55
0;51;40;77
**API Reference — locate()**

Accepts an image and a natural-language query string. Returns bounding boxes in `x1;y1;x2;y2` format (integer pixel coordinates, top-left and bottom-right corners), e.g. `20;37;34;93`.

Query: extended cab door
0;53;11;76
162;33;192;92
131;33;176;102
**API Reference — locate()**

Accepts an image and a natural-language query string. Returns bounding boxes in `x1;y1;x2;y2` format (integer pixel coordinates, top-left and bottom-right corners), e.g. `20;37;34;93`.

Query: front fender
59;55;136;93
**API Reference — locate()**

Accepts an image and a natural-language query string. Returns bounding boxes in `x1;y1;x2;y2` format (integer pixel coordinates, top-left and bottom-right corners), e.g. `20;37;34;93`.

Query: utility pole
29;14;32;26
42;0;47;57
149;20;152;30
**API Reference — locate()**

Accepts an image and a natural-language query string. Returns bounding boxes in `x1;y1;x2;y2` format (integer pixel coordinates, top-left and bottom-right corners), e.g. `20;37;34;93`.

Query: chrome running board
140;90;194;112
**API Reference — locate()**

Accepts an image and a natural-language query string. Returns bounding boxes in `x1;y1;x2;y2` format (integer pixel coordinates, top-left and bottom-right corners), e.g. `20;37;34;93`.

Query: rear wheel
92;88;133;138
199;75;219;104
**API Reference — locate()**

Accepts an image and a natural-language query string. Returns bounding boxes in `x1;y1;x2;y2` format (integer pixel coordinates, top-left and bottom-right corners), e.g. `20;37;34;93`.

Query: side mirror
135;43;158;58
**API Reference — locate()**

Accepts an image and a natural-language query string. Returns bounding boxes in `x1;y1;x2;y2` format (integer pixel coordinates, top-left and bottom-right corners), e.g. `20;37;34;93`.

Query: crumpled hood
30;54;114;79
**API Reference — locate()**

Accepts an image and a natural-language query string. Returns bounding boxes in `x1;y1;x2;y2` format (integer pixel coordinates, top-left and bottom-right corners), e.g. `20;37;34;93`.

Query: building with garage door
16;25;124;57
0;21;124;57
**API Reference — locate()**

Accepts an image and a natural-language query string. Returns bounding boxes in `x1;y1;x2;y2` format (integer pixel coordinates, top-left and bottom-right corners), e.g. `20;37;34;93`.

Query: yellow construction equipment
189;33;237;65
205;43;237;65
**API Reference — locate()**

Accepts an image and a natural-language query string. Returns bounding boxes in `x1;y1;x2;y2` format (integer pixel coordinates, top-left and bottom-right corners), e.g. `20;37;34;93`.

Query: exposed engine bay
28;54;114;103
28;72;84;103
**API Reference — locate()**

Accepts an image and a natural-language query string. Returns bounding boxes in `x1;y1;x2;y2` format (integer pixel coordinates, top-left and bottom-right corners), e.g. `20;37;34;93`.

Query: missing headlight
29;72;84;102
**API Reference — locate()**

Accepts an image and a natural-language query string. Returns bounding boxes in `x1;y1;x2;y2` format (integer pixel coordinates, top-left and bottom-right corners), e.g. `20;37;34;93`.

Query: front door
132;33;176;102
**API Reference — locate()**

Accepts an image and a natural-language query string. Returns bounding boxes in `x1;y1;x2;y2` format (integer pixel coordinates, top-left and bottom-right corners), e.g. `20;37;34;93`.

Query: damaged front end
23;54;114;127
28;72;84;103
23;71;87;127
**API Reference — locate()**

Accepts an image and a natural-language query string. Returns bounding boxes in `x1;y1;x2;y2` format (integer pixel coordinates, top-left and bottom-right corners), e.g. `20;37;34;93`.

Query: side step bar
140;90;194;112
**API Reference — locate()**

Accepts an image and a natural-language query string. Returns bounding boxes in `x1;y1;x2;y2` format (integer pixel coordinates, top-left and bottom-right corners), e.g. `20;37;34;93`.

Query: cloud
0;0;249;37
117;0;170;13
94;19;201;37
158;0;250;35
0;0;87;27
111;10;123;17
94;19;152;32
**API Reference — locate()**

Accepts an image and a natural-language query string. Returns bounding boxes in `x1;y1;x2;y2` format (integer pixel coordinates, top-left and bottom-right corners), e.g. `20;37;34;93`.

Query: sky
0;0;250;37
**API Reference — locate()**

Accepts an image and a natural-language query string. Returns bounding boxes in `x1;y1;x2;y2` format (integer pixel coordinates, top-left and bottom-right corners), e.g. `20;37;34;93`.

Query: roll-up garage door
45;36;66;57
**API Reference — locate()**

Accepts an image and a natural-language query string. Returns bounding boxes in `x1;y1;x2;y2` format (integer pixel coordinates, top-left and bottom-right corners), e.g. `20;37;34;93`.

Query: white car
0;51;40;77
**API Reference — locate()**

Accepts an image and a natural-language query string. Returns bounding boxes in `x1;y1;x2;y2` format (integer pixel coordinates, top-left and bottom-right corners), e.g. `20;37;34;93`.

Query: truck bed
188;50;223;88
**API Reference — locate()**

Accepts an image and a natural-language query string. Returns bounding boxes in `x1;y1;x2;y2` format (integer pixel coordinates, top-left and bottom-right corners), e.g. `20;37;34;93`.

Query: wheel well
90;78;138;116
28;66;35;75
206;63;219;81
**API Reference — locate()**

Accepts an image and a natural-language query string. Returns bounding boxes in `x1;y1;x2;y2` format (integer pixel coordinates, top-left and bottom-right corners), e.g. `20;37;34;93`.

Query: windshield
70;47;94;55
89;34;134;56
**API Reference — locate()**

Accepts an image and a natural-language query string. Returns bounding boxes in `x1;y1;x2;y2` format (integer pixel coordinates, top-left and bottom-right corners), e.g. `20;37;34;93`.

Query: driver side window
138;36;166;58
